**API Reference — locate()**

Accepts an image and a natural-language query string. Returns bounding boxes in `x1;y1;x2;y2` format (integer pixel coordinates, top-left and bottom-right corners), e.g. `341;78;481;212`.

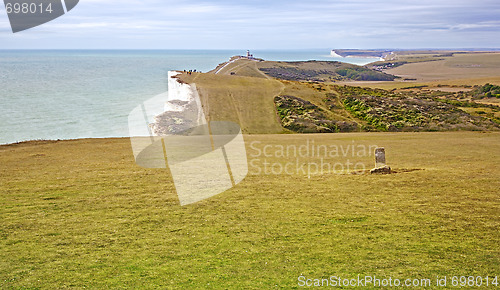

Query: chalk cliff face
167;71;193;103
330;50;343;58
150;71;207;135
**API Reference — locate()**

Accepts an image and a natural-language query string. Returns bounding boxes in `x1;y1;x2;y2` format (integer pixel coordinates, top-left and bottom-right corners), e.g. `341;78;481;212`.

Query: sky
1;0;499;49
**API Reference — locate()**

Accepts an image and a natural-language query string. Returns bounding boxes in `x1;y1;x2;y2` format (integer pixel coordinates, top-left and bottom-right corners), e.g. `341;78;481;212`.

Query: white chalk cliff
150;71;207;135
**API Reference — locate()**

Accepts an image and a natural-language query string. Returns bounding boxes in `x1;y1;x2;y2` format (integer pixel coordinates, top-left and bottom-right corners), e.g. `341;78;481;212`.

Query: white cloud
0;0;499;48
449;21;500;30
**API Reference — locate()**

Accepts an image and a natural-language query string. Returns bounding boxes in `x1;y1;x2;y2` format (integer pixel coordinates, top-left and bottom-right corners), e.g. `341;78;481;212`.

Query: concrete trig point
375;148;386;168
370;147;391;174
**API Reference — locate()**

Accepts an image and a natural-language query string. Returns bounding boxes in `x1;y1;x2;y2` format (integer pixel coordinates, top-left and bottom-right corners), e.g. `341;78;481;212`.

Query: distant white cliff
330;50;343;58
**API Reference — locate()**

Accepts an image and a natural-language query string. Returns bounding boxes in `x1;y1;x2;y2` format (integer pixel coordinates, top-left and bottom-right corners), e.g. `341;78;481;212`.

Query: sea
0;49;379;144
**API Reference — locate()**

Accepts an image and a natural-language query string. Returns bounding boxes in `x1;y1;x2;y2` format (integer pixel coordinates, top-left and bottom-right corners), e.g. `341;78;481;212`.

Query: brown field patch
385;52;500;82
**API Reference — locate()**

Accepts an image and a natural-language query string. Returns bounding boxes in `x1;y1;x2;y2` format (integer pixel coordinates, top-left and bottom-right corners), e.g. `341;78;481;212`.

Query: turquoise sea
0;49;379;144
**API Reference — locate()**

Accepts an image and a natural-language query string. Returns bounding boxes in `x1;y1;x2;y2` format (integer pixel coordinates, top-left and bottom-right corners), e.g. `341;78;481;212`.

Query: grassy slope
210;58;268;79
178;73;365;134
210;58;395;82
179;72;284;134
278;81;358;124
1;132;499;288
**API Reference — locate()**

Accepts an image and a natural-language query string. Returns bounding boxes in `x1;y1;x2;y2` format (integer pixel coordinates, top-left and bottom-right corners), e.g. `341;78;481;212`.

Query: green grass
1;132;499;288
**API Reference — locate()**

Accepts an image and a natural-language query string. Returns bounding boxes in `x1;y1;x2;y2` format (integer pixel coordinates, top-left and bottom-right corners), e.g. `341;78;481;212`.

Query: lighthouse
246;50;254;59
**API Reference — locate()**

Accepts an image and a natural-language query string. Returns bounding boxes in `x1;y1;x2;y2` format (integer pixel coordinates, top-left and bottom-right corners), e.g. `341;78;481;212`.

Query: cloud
0;0;499;48
449;21;500;30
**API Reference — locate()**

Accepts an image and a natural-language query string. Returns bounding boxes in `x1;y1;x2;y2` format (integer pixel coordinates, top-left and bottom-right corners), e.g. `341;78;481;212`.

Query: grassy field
1;132;499;288
341;52;500;91
385;53;500;83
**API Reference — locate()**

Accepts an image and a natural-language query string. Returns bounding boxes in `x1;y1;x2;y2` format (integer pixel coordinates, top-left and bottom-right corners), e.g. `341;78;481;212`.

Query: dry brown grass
476;98;500;107
178;72;285;134
334;77;500;91
385;53;500;83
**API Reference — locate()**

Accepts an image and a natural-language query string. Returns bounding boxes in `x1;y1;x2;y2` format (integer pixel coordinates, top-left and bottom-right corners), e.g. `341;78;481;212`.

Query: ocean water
0;49;377;144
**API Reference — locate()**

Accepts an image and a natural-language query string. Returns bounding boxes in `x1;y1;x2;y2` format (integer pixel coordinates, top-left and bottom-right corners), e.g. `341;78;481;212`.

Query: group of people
183;69;199;75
